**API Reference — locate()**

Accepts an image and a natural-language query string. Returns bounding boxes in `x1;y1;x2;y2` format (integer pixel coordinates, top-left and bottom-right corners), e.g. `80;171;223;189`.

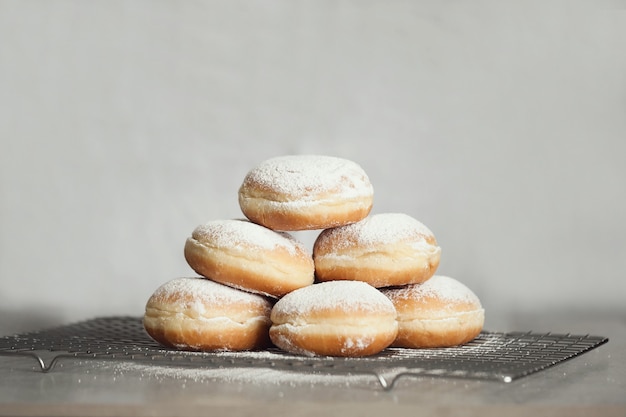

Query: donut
143;277;273;351
269;280;398;357
381;275;484;348
184;219;314;298
313;213;441;288
238;155;374;231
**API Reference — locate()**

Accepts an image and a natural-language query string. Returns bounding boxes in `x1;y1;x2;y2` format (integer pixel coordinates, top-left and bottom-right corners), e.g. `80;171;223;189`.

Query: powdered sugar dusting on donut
319;213;436;250
388;275;481;305
273;280;395;316
192;219;305;255
241;155;373;201
149;277;271;309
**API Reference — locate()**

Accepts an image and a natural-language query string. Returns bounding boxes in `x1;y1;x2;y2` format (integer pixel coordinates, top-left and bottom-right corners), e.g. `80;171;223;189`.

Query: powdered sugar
191;219;305;255
111;360;377;389
240;155;373;201
148;277;272;309
317;213;437;250
272;280;395;317
341;334;375;352
386;275;482;306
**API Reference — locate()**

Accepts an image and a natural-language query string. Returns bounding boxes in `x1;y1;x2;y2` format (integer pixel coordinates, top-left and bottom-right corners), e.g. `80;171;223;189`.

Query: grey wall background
1;0;625;331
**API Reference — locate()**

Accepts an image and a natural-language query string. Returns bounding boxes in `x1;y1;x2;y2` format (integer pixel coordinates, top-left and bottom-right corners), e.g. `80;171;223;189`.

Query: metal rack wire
0;316;608;390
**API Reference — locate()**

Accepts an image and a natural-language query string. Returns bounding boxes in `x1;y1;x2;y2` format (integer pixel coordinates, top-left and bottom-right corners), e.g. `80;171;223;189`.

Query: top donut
238;155;374;231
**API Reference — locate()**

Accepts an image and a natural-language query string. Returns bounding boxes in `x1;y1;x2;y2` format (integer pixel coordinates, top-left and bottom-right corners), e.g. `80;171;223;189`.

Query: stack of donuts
143;155;485;357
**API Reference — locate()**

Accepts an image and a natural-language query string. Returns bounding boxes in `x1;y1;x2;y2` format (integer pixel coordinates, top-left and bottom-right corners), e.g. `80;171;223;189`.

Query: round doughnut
269;280;398;357
381;275;485;348
184;219;314;298
313;213;441;288
238;155;374;231
143;277;273;351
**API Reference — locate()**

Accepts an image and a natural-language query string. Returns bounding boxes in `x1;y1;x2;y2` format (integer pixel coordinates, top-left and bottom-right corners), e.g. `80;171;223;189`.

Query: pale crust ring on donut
143;278;273;351
183;221;315;298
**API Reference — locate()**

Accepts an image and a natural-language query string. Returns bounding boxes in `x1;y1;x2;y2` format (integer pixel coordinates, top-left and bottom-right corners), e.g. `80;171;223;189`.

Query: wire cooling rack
0;316;608;390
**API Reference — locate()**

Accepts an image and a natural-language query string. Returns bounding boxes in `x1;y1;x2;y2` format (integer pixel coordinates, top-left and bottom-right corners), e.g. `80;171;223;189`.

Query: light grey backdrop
1;0;625;331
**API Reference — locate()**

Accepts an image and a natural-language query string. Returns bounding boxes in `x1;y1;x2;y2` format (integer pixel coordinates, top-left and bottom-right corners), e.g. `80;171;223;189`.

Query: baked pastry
269;280;398;357
184;219;314;298
313;213;441;287
143;277;273;351
238;155;374;231
382;275;484;348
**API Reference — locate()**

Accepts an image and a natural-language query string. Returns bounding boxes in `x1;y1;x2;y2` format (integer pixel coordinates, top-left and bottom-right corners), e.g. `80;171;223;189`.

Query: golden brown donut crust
238;155;374;231
143;277;273;351
269;281;398;357
238;196;373;232
184;219;315;298
269;323;398;357
390;311;484;348
382;276;485;348
313;213;441;287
